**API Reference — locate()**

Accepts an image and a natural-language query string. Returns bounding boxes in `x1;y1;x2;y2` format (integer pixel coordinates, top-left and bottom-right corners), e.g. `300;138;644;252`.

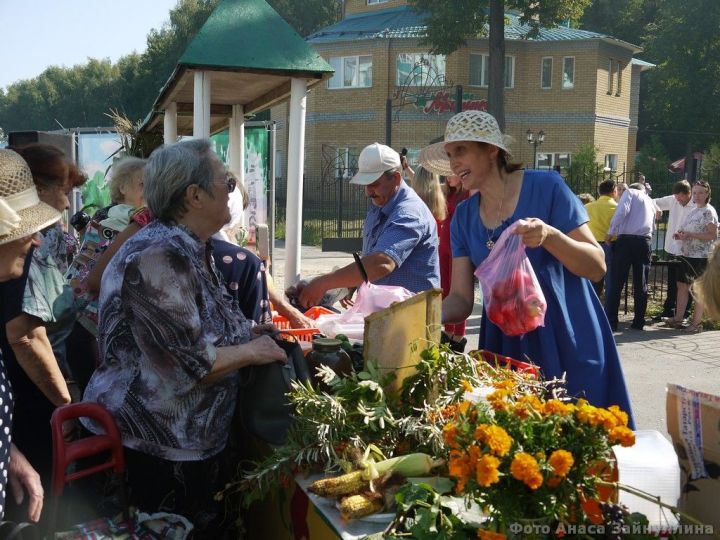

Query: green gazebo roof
141;0;334;134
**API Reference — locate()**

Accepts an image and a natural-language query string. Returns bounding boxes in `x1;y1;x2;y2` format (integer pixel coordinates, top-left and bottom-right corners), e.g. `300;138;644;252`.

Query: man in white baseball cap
298;142;439;308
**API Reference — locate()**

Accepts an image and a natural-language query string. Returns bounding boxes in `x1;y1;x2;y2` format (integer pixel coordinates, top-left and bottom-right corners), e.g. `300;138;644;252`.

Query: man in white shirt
604;183;657;331
652;179;695;320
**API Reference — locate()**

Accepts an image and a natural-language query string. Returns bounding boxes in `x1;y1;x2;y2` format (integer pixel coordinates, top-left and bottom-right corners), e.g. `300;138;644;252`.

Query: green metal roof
307;6;640;51
180;0;333;73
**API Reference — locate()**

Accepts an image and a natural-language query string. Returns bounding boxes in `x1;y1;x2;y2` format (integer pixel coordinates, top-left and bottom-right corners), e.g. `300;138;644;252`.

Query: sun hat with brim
419;110;512;177
0;149;61;246
350;142;401;185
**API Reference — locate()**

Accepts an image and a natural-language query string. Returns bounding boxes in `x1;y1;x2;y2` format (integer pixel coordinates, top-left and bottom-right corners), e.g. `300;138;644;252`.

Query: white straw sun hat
419;111;512;177
0;149;61;246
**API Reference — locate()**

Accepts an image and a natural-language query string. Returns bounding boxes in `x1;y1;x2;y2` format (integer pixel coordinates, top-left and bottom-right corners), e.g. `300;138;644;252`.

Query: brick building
272;0;652;180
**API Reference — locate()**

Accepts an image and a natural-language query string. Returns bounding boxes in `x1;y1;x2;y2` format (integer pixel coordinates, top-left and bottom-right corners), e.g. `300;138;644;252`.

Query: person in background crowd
298;143;440;308
400;148;415;182
100;156;146;231
692;241;720;320
0;149;63;523
82;139;285;537
409;165;446;227
1;145;74;523
577;193;595;205
652;180;695;321
585;180;618;296
616;182;627;199
439;173;470;349
637;172;652;197
660;181;718;333
420;110;634;423
604;183;656;331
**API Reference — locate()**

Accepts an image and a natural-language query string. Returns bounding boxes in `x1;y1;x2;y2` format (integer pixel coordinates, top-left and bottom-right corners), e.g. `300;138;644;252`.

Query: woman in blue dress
420;111;634;425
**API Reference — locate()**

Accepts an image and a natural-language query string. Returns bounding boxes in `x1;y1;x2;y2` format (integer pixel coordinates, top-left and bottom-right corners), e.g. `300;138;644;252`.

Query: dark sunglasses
218;172;236;193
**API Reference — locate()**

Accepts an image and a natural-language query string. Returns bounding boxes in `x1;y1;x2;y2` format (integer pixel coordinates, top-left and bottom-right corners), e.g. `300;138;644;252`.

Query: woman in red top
440;174;470;343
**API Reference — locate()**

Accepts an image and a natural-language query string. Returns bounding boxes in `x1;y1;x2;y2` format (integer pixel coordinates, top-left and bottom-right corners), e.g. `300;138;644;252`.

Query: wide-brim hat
0;149;61;246
419;111;511;176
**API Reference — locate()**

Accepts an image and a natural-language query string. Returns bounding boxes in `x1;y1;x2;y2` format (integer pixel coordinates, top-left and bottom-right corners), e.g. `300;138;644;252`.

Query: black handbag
239;334;311;445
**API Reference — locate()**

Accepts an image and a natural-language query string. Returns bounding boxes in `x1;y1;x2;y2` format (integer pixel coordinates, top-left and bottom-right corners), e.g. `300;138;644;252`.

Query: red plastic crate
473;349;540;377
272;306;334;330
278;327;320;342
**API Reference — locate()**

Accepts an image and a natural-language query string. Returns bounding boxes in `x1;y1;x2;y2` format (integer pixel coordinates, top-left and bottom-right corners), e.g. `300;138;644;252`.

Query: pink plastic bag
347;281;414;317
474;219;547;337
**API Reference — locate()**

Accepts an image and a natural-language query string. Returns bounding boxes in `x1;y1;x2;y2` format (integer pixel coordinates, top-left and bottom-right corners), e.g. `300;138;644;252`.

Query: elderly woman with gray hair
82;139;285;534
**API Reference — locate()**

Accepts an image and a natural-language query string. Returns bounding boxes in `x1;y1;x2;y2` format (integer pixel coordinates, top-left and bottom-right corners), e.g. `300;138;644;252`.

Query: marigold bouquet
441;379;635;532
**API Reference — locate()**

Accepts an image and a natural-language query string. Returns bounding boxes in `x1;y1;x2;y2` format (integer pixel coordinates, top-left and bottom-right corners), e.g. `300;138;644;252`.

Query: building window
562;57;575;90
536;152;572;170
396;53;446;86
607;59;614;95
604;154;618;171
367;0;387;3
541;57;553;89
469;54;515;88
615;61;622;96
328;55;373;89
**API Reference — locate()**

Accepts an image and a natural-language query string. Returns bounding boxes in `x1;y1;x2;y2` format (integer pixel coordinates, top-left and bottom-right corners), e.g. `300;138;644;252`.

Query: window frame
468;53;515;88
541;57;553;89
396;53;446;87
604;154;618;172
327;54;373;90
367;0;387;4
562;56;575;90
536;152;572;170
607;58;614;95
615;60;622;96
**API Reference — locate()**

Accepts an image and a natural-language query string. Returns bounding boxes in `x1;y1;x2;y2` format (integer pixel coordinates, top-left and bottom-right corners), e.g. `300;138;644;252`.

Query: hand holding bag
238;334;311;446
474;219;547;337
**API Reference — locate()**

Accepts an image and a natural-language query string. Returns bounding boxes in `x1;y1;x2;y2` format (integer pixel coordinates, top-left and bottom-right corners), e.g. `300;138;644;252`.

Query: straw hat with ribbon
0;149;61;246
419;111;513;177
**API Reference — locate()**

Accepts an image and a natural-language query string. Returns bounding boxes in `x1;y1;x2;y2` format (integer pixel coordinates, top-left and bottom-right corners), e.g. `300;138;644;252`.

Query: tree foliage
639;0;720;157
0;0;339;133
408;0;590;128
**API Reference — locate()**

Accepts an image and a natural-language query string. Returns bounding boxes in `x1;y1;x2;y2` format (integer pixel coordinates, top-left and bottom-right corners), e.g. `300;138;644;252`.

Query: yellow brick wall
272;35;639;177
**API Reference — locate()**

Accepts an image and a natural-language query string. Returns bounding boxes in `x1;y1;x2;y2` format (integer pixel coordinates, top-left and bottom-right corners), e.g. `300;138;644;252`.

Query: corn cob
308;470;367;497
339;494;384;520
364;452;440;480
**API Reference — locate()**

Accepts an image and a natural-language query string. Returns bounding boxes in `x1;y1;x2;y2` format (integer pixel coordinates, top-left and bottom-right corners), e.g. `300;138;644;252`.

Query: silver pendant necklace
482;180;507;250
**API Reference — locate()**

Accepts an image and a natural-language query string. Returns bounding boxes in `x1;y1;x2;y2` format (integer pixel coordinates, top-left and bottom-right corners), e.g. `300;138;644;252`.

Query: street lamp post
526;129;545;169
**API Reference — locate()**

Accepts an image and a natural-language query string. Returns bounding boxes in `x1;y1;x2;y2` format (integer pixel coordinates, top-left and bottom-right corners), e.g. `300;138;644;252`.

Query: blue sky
0;0;179;89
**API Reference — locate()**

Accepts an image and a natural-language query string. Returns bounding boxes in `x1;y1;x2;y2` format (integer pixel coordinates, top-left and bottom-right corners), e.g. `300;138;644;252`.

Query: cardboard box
666;384;720;534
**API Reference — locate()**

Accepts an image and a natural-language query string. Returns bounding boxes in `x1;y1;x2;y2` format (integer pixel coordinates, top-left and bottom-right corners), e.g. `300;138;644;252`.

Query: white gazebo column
284;77;308;287
228;104;245;186
163;102;177;145
193;71;211;138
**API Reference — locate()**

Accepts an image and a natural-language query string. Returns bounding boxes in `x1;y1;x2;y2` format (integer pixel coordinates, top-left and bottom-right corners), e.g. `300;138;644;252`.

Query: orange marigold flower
443;423;460;449
607;405;629;427
475;454;501;487
543;399;573;417
510;452;543;490
548;449;574;477
608;425;635;447
477;529;507;540
487;389;509;403
493;380;515;391
457;401;472;415
547;475;564;488
449;449;472;480
475;424;513;457
461;379;474;392
517;394;542;410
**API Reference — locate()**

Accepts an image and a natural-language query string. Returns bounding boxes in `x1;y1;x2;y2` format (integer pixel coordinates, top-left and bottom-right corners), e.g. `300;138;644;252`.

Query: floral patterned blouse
679;205;718;258
82;220;252;461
